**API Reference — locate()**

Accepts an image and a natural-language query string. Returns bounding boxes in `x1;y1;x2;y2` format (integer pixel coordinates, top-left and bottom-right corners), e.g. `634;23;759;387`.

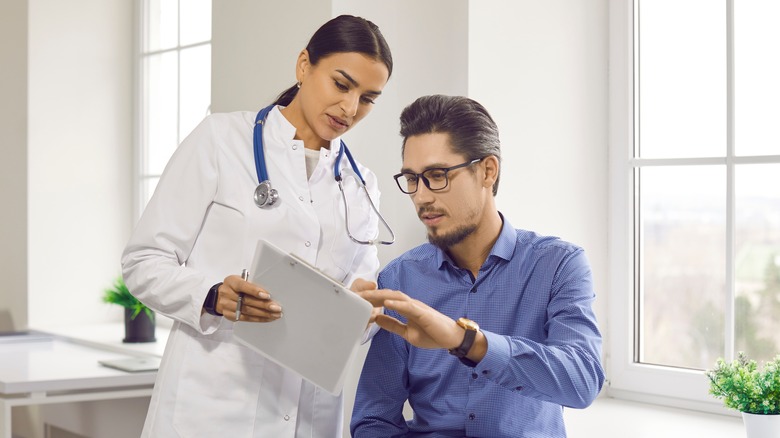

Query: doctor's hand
358;289;463;351
350;278;382;327
218;274;282;323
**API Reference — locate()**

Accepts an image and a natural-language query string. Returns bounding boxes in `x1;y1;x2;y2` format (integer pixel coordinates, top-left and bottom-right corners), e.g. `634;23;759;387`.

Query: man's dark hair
399;95;502;196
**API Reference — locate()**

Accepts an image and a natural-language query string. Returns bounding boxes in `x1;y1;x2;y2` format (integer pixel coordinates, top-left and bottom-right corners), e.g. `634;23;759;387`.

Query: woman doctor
121;15;393;438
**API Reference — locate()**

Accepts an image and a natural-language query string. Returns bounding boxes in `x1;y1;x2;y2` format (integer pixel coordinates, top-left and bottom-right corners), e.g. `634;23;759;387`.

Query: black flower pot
123;308;156;343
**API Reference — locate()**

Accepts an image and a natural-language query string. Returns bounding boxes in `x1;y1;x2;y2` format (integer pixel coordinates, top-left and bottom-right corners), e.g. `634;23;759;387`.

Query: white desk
0;330;163;438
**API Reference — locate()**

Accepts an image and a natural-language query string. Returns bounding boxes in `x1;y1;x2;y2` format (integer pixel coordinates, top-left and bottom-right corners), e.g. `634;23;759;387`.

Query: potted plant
706;352;780;438
103;276;156;343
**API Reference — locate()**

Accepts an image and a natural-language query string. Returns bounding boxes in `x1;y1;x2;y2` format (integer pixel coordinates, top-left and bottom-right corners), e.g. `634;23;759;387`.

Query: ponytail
273;84;299;107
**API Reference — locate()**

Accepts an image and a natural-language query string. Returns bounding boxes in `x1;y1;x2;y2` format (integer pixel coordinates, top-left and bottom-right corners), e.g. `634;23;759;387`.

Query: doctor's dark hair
399;95;502;196
273;15;393;107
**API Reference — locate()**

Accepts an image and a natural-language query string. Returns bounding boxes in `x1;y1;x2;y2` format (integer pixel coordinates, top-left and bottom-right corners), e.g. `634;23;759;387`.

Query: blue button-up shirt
351;215;604;437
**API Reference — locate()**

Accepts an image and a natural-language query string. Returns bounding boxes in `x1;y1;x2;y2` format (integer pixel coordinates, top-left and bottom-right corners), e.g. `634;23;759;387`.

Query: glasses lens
396;173;418;194
422;169;448;191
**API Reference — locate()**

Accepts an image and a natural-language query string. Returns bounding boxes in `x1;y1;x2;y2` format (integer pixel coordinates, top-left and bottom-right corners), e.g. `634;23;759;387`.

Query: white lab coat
121;106;381;438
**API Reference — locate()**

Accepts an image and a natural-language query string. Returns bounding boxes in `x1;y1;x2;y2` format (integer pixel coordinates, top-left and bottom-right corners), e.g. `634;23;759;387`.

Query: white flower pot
742;412;780;438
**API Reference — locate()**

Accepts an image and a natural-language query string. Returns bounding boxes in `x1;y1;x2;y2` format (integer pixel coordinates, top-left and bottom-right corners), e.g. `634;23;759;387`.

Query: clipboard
232;239;372;395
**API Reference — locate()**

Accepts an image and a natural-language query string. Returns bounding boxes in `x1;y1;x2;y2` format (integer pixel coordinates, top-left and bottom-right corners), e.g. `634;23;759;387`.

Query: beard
427;223;478;250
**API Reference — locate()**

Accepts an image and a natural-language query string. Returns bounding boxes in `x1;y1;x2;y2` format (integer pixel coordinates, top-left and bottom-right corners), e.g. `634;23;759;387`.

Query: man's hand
350;278;382;326
358;289;462;350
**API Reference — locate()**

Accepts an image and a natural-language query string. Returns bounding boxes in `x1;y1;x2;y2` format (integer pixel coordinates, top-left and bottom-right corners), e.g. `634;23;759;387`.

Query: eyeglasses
393;158;482;194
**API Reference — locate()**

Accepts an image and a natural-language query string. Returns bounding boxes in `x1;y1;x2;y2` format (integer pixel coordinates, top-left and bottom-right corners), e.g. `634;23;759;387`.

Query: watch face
457;317;479;331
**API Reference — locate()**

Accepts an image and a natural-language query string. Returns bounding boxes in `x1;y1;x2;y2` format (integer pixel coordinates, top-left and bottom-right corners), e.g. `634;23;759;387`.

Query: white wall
470;0;610;351
211;0;332;113
27;0;135;328
1;1;609;436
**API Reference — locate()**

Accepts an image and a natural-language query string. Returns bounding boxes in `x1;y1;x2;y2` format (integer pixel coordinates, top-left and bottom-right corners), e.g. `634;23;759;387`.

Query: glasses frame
393;158;482;194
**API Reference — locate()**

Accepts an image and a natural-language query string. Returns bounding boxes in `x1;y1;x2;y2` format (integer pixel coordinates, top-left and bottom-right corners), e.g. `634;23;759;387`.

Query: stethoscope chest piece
250;104;394;245
254;180;279;208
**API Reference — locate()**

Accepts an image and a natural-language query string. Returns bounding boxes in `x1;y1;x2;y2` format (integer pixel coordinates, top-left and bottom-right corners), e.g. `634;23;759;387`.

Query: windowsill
565;397;745;438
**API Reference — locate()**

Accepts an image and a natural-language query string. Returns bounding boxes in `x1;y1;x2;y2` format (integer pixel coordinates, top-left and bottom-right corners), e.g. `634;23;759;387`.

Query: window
609;0;780;409
137;0;212;212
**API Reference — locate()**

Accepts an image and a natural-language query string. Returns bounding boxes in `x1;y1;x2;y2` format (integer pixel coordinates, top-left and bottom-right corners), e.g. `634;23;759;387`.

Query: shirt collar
435;211;517;270
265;105;296;147
266;105;343;156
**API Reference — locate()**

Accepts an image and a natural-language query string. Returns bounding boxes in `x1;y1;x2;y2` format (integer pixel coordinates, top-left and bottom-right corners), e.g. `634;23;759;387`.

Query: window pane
180;0;212;46
735;164;780;363
179;45;211;141
145;52;178;175
734;0;780;156
637;0;726;158
145;0;178;52
638;166;726;369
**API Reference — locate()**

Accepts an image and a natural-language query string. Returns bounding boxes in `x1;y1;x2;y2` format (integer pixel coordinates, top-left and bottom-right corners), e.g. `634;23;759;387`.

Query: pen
236;269;249;321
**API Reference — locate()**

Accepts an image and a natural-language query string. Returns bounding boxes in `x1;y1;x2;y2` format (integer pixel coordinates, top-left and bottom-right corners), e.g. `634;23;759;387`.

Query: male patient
351;95;604;437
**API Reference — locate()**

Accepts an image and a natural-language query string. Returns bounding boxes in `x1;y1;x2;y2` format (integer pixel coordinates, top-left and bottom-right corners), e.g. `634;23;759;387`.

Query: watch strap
204;282;223;316
449;324;477;359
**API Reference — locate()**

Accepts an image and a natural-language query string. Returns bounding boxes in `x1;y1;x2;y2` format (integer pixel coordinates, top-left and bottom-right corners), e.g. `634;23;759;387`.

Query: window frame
134;0;211;218
606;0;780;414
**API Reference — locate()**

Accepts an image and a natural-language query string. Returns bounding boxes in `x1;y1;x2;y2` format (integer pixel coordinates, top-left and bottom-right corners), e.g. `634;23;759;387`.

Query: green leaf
102;275;153;321
706;352;780;414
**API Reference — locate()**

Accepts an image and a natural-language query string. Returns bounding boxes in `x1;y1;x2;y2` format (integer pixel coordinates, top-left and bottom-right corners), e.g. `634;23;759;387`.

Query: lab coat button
305;241;311;247
284;415;290;421
292;145;298;150
298;196;304;201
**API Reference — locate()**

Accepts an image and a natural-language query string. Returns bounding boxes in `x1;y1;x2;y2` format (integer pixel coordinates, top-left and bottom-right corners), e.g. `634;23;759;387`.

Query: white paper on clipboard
232;239;372;395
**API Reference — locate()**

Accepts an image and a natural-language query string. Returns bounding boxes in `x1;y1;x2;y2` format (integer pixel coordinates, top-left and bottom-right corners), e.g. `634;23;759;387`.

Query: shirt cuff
361;322;380;344
474;330;511;374
197;313;222;334
473;331;552;400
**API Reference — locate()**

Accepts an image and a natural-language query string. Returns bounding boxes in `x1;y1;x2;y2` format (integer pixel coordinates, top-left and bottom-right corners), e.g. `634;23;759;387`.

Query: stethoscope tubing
252;105;394;246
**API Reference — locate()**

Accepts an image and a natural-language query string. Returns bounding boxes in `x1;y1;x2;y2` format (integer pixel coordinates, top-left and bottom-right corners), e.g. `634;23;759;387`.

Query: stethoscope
252;104;395;246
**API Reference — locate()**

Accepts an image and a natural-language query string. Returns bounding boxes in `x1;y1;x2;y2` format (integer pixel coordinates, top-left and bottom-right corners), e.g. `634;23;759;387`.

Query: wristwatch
448;317;480;358
203;282;223;316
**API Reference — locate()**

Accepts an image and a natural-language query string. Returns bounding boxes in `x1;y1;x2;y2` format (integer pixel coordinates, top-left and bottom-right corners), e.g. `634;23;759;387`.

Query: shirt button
284;414;290;421
516;386;524;391
298;196;304;201
304;241;311;247
468;413;476;420
482;370;489;375
471;373;478;379
292;145;298;150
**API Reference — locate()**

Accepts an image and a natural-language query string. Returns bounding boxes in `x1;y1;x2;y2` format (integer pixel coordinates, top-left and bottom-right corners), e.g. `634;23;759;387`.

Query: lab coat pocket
172;333;265;437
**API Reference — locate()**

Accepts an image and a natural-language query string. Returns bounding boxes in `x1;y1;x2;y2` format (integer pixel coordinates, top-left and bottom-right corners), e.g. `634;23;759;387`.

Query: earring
296;81;301;88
